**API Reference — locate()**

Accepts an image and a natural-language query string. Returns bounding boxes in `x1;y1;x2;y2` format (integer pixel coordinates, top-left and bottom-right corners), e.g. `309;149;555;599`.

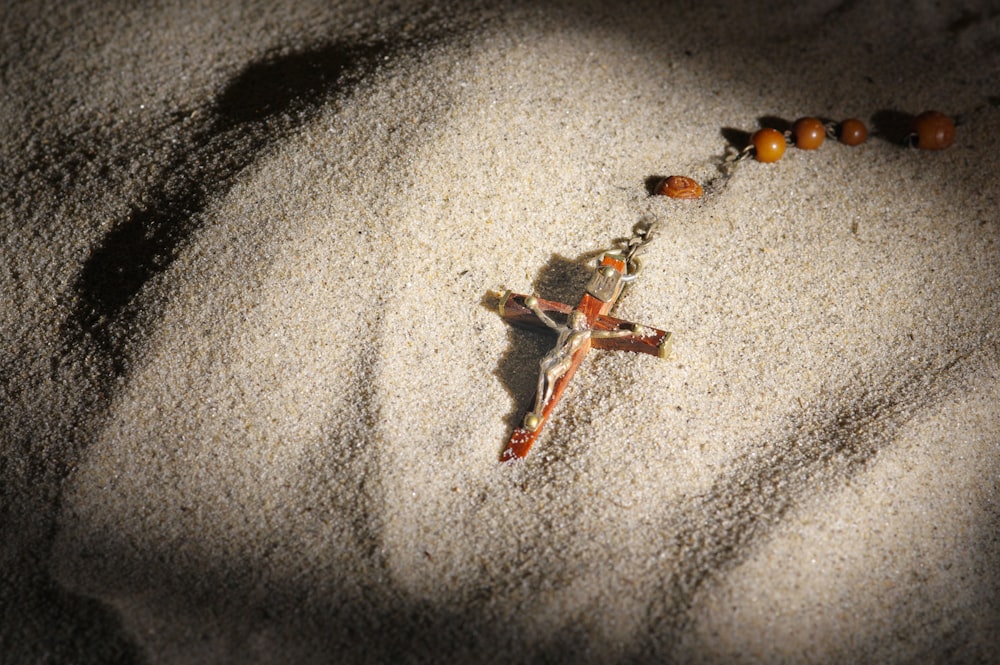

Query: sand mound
2;1;998;662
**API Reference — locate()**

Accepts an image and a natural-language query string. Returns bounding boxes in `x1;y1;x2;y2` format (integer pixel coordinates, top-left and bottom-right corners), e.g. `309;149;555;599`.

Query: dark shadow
720;126;751;152
490;253;592;439
0;573;144;665
620;346;982;659
62;38;397;375
43;29;430;665
871;108;916;145
54;339;982;665
756;114;792;133
533;252;598;303
58;509;633;665
645;174;667;195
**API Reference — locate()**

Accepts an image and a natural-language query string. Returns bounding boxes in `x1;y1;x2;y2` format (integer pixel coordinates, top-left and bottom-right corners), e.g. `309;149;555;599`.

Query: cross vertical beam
497;254;671;462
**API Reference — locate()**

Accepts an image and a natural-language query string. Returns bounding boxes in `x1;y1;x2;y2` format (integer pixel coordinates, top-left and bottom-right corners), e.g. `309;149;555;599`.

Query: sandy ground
2;0;998;663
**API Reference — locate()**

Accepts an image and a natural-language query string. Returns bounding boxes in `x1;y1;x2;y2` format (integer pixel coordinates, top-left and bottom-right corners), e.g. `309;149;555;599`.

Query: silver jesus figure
522;296;637;431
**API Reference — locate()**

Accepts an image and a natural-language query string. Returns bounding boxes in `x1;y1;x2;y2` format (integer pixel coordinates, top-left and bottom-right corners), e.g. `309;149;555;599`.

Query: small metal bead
523;413;540;431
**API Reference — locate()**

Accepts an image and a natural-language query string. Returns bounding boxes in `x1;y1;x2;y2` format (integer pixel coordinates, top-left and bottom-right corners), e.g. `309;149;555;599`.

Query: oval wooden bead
751;128;786;163
912;110;955;150
793;117;825;150
656;175;704;199
838;118;868;146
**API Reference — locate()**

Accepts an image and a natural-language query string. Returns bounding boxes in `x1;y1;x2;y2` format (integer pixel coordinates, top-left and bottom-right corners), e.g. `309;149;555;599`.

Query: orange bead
912;110;955;150
838;118;868;146
792;117;825;150
656;175;704;199
751;127;786;163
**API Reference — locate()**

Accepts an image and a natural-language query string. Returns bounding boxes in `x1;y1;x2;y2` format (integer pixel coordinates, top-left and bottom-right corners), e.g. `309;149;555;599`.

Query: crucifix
497;250;672;462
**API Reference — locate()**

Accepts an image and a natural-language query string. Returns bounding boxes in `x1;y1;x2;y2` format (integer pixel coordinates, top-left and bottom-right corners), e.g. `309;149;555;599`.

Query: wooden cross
497;253;672;462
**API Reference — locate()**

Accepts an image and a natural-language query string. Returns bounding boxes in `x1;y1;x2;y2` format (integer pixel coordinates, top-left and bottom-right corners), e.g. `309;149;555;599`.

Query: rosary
496;110;956;462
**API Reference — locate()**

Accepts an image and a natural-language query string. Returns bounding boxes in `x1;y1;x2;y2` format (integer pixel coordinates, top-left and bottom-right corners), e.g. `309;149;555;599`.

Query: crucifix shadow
483;249;615;441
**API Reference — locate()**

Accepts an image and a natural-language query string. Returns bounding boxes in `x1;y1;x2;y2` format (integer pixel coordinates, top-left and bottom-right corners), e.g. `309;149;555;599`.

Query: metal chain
623;220;657;265
598;219;660;283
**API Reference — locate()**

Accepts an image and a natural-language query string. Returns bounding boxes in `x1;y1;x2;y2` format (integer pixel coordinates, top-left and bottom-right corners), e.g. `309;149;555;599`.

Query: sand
2;0;998;662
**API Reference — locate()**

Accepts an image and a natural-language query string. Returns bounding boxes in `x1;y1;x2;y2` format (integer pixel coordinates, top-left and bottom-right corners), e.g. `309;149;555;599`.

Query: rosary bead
912;110;955;150
838;118;868;146
792;117;825;150
751;128;786;163
657;175;704;199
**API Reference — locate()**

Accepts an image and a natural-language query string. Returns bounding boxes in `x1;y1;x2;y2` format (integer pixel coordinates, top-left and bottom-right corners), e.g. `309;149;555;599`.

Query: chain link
597;219;660;282
623;220;656;265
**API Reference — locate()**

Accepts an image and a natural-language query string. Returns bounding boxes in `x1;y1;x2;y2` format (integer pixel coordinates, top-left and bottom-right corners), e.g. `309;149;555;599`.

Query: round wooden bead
751;128;786;163
792;117;825;150
912;110;955;150
656;175;704;199
838;118;868;146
